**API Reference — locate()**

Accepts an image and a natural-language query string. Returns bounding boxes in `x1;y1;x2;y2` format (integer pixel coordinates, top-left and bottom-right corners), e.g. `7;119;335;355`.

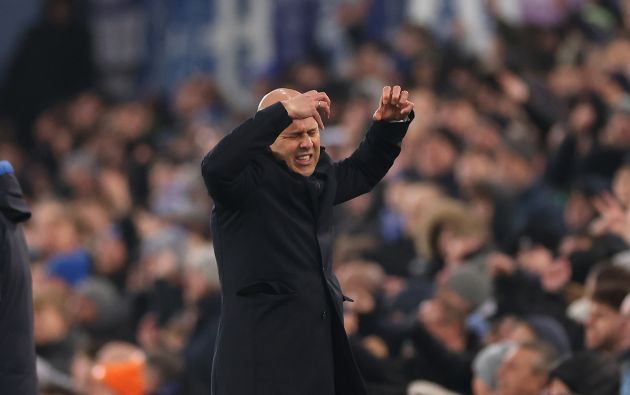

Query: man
545;351;620;395
585;265;630;355
0;160;37;394
496;341;556;395
405;264;488;394
201;86;413;395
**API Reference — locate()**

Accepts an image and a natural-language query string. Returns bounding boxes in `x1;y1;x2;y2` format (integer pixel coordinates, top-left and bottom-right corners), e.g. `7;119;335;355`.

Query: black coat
201;103;411;395
0;164;36;395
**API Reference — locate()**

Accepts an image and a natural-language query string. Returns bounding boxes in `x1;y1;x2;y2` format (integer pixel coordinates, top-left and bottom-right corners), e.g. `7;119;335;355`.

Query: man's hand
373;85;414;121
281;90;331;130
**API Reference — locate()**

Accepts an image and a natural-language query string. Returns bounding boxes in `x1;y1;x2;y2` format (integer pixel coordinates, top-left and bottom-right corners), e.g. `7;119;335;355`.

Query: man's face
586;300;623;352
498;348;547;395
270;117;320;177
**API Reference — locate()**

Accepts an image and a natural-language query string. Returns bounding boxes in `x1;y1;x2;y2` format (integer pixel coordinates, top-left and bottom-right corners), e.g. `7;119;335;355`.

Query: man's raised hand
373;85;414;122
281;90;331;130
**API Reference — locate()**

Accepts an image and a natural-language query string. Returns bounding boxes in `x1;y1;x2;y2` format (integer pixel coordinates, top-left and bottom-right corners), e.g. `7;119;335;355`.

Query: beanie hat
445;264;492;311
524;315;571;357
473;341;513;389
75;277;126;330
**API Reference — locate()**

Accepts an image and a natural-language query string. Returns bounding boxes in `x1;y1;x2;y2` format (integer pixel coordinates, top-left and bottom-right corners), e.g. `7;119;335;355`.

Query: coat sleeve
201;102;292;207
333;112;413;205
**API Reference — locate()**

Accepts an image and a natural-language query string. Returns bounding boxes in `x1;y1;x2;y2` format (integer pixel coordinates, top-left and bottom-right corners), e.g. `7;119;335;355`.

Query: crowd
1;0;630;394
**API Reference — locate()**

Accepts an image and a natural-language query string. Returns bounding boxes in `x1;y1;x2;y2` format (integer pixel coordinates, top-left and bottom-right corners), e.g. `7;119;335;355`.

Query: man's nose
299;134;313;148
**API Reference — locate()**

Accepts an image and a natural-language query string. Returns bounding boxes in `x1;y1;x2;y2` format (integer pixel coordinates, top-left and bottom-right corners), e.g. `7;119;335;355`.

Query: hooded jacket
0;161;37;394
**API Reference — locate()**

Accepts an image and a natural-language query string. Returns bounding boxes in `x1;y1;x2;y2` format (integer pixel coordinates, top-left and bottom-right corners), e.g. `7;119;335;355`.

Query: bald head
258;88;301;111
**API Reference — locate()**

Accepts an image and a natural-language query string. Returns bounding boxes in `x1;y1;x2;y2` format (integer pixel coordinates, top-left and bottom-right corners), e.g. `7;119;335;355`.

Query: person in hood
0;160;37;394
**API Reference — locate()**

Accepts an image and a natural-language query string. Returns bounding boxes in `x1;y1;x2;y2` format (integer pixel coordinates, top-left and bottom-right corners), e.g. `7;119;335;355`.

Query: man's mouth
295;154;313;165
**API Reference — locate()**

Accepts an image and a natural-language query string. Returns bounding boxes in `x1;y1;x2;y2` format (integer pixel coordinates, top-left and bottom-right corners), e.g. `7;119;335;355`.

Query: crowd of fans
1;0;630;394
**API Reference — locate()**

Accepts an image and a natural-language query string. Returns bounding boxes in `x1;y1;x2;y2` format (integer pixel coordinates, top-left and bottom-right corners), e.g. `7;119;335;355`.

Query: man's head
546;351;620;395
585;265;630;353
497;341;556;395
259;88;321;177
586;299;624;353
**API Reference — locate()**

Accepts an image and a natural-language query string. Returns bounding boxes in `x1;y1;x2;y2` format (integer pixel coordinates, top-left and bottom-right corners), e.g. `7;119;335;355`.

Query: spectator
496;341;557;395
546;351;620;395
585;264;630;355
0;0;93;148
404;264;490;394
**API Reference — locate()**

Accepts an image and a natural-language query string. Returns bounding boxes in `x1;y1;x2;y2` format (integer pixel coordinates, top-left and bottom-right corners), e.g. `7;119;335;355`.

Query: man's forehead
280;118;319;134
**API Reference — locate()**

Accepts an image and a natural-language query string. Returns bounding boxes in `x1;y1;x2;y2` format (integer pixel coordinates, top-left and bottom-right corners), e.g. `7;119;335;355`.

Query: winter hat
445;264;492;311
524;315;571;357
550;351;620;395
473;341;513;390
75;277;126;330
47;249;92;287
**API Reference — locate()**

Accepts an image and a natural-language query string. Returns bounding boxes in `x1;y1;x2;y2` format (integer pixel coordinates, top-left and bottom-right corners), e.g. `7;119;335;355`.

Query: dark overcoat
201;103;411;395
0;162;37;395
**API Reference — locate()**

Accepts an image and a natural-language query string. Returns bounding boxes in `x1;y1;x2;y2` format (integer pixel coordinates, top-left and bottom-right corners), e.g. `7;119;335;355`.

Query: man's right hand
281;90;331;130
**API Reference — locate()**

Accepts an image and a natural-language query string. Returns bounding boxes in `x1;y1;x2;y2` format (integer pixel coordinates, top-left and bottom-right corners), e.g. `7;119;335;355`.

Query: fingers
374;86;414;121
400;90;409;106
391;86;401;105
306;90;331;107
306;90;331;120
318;92;331;107
313;109;325;130
317;98;331;120
372;108;382;121
400;101;414;117
382;86;392;105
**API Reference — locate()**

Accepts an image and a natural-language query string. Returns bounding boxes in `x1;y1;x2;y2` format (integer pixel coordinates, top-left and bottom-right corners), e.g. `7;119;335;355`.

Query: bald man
201;87;414;395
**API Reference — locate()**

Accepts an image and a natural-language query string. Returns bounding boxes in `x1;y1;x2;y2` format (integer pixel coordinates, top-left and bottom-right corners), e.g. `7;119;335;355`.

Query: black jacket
0;163;36;394
201;103;411;395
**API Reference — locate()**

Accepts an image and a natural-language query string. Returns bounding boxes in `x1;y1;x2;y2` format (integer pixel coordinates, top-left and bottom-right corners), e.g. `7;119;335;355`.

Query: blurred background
1;0;630;394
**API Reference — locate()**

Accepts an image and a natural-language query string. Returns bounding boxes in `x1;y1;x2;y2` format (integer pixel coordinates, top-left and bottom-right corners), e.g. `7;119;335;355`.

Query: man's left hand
373;85;414;121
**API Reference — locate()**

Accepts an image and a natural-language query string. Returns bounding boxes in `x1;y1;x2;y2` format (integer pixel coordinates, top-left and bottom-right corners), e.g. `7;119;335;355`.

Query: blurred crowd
2;0;630;394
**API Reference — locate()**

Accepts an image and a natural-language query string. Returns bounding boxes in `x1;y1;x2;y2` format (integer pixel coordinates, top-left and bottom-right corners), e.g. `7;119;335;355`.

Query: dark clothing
405;323;481;394
201;103;411;395
183;294;221;394
494;269;585;351
547;133;627;190
505;179;566;253
0;20;93;148
0;166;37;394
